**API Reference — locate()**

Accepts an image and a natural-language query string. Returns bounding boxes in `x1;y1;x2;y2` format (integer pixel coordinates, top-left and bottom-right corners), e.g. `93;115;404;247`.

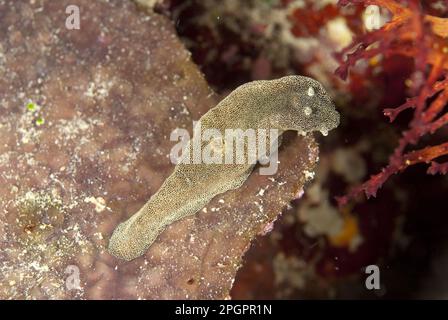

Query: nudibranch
108;75;340;261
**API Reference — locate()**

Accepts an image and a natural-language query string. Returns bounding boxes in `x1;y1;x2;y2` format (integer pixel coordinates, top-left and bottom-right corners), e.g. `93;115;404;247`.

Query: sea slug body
108;75;340;261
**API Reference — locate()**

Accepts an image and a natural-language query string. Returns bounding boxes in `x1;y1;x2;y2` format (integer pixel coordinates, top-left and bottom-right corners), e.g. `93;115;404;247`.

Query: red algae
335;0;448;205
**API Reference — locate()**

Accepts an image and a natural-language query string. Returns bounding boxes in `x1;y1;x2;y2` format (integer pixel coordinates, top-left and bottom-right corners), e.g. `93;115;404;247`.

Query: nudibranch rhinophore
108;75;340;261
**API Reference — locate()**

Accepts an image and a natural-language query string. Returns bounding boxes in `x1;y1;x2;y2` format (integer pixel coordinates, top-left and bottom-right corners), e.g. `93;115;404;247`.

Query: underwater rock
0;0;318;299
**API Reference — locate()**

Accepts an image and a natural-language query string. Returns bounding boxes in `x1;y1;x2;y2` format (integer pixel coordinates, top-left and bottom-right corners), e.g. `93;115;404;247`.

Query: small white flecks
253;201;264;213
304;106;312;116
84;196;109;213
304;170;315;180
296;189;305;199
84;74;114;100
320;128;328;136
94;232;104;240
218;199;225;204
307;86;315;97
262;221;275;235
363;5;383;31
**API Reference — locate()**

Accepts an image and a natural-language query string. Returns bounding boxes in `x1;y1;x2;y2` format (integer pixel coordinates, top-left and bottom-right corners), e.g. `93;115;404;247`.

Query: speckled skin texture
109;76;340;261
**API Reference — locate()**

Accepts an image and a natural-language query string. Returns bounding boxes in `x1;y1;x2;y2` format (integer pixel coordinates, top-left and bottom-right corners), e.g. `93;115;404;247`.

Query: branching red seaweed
335;0;448;206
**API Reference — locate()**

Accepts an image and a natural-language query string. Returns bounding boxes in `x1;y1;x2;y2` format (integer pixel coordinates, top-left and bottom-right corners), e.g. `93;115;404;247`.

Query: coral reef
2;0;447;300
335;0;448;205
167;0;353;91
168;0;448;299
0;0;318;299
